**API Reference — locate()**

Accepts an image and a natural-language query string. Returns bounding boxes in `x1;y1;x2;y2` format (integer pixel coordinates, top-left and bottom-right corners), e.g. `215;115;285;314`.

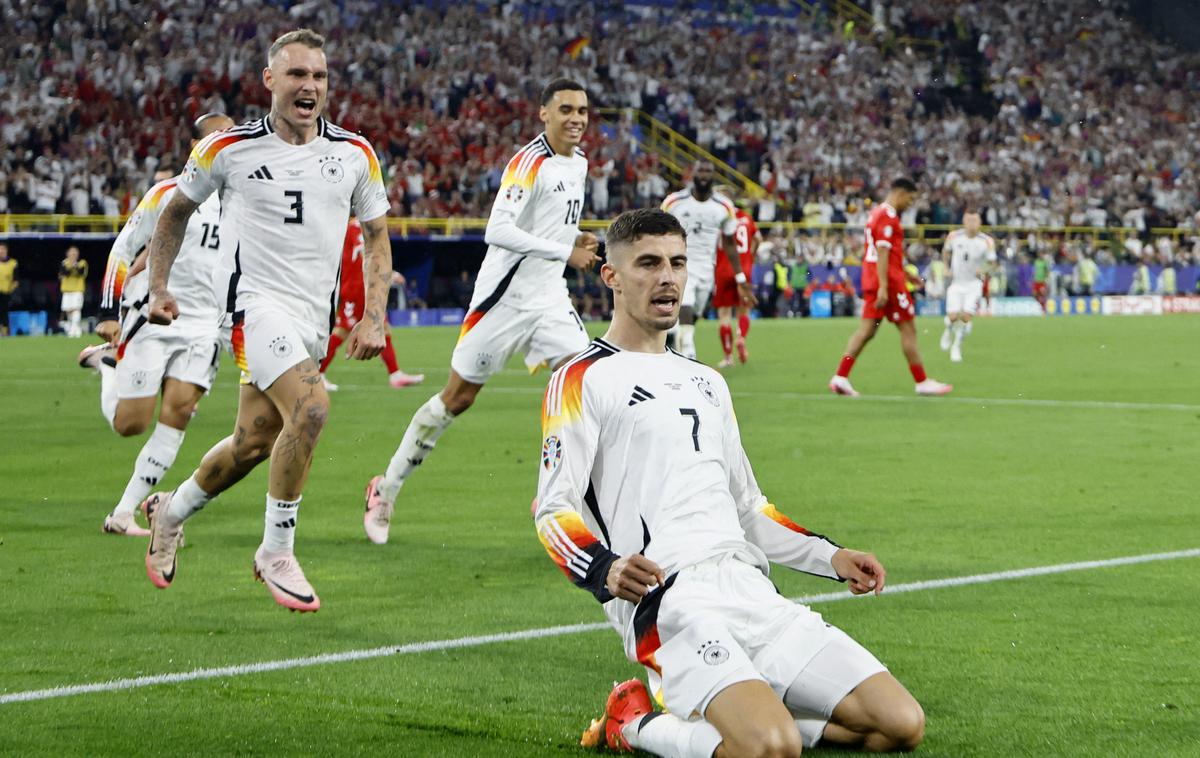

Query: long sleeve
483;156;572;262
534;355;618;603
725;401;841;580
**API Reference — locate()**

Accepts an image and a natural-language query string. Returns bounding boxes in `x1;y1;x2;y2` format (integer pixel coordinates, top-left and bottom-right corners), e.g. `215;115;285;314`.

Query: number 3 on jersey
284;190;304;224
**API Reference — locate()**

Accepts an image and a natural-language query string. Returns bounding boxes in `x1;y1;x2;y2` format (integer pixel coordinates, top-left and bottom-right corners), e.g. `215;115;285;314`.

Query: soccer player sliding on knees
535;209;925;757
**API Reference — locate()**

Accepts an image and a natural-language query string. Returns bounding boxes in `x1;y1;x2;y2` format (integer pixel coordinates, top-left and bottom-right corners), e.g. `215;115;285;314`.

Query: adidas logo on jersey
628;385;656;406
552;181;566;192
248;165;274;180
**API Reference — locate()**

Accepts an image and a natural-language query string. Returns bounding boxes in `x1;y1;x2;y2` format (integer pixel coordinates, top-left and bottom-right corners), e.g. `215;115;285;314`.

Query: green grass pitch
1;314;1197;756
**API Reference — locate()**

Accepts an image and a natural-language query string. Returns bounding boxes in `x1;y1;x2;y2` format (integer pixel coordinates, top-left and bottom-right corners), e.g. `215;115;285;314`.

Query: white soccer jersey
177;117;389;328
946;230;996;285
472;133;588;313
99;176;222;334
535;338;841;605
661;189;737;277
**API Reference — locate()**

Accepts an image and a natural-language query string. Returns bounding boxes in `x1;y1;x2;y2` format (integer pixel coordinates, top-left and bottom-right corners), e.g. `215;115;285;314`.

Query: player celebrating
829;178;951;397
362;79;598;545
536;209;924;757
318;217;424;391
661;161;754;360
711;189;760;367
78;113;234;536
938;210;996;363
140;29;391;612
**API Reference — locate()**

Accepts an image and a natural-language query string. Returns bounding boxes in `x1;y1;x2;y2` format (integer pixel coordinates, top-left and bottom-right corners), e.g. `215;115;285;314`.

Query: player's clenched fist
568;232;600;271
147;290;180;325
831;548;887;595
606;553;666;603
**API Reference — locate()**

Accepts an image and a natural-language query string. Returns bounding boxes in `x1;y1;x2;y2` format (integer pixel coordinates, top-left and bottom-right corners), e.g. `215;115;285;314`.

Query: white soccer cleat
717;356;735;369
253;547;321;612
363;475;394;545
103;509;150;537
950;344;963;363
321;375;339;392
78;343;114;370
142;492;184;588
388;370;425;388
915;378;953;396
829;375;860;397
939;329;952;352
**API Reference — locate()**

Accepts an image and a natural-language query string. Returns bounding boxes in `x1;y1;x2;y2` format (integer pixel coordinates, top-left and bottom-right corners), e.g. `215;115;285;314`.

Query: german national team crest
542;436;562;471
691;376;719;407
698;640;730;666
269;336;293;358
319;156;345;183
131;370;148;390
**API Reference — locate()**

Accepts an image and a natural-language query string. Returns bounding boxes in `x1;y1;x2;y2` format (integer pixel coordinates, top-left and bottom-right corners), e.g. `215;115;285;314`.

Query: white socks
379;394;456;502
99;362;118;427
953;320;967;349
165;474;214;527
263;494;301;553
679;324;696;359
113;423;184;516
622;712;723;758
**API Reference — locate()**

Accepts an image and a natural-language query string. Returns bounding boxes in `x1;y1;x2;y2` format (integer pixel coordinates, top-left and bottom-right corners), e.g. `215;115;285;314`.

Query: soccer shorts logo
691;376;720;407
131;370;148;390
269;336;294;358
542;436;562;471
698;640;730;666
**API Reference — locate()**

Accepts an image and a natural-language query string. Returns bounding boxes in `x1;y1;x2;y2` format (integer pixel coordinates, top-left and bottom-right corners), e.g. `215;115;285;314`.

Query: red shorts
335;297;363;331
862;290;915;323
711;275;742;309
1032;282;1048;299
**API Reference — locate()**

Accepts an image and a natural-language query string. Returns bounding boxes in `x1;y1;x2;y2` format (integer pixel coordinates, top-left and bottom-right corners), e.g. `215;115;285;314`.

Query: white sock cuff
424;394;456;424
151;422;185;445
267;494;302;509
688;720;723;757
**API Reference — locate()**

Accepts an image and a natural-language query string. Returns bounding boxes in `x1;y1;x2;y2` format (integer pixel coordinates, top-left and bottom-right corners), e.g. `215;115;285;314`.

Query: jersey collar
262;115;327;138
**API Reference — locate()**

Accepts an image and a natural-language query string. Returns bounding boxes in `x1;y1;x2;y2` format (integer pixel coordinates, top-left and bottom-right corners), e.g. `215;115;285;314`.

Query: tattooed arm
147;192;201;325
345;214;389;360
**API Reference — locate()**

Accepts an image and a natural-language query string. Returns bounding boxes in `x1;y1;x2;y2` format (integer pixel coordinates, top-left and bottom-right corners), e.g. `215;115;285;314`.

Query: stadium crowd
2;0;1199;273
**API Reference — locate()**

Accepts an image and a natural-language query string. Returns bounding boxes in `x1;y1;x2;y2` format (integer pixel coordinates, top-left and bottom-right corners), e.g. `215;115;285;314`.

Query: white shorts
682;267;714;312
450;300;589;384
61;291;84;312
232;303;326;390
626;554;885;744
946;280;983;315
116;316;221;399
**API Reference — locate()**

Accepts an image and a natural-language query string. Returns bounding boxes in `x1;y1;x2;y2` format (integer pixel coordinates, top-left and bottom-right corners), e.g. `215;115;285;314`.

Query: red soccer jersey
715;210;757;281
861;203;906;294
340;218;365;305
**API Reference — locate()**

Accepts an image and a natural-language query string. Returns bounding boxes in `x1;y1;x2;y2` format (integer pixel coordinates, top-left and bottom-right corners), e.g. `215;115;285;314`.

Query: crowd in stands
3;0;1199;272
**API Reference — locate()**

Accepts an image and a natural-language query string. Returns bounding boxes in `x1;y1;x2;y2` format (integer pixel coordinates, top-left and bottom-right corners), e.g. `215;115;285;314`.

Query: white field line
2;548;1196;706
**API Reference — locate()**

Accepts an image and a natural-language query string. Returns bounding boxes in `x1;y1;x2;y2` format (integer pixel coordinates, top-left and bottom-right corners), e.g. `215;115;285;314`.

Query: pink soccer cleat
363;475;394;545
253;547;321;612
142;492;184;588
388;370;425;388
828;375;860;397
103;509;150;537
915;378;953;396
78;343;114;370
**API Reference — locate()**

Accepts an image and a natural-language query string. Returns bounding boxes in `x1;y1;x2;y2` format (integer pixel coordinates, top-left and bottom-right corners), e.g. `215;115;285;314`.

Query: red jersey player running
319;217;423;391
712;190;760;368
829;178;951;397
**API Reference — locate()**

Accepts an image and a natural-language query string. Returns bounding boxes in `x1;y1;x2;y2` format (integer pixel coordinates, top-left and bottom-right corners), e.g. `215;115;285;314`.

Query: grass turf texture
1;315;1197;756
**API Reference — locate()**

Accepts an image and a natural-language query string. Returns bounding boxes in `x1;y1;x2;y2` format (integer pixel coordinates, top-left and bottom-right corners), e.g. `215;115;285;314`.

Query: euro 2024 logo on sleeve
542;436;563;471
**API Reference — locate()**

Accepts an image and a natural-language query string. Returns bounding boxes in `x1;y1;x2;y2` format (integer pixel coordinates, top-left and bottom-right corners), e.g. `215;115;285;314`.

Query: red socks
320;333;344;373
737;314;750;339
380;333;399;374
909;363;927;383
720;324;734;358
836;354;856;378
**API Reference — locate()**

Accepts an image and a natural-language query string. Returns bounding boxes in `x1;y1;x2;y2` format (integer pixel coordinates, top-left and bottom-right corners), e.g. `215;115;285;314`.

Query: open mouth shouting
294;97;318;119
650;291;678;317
